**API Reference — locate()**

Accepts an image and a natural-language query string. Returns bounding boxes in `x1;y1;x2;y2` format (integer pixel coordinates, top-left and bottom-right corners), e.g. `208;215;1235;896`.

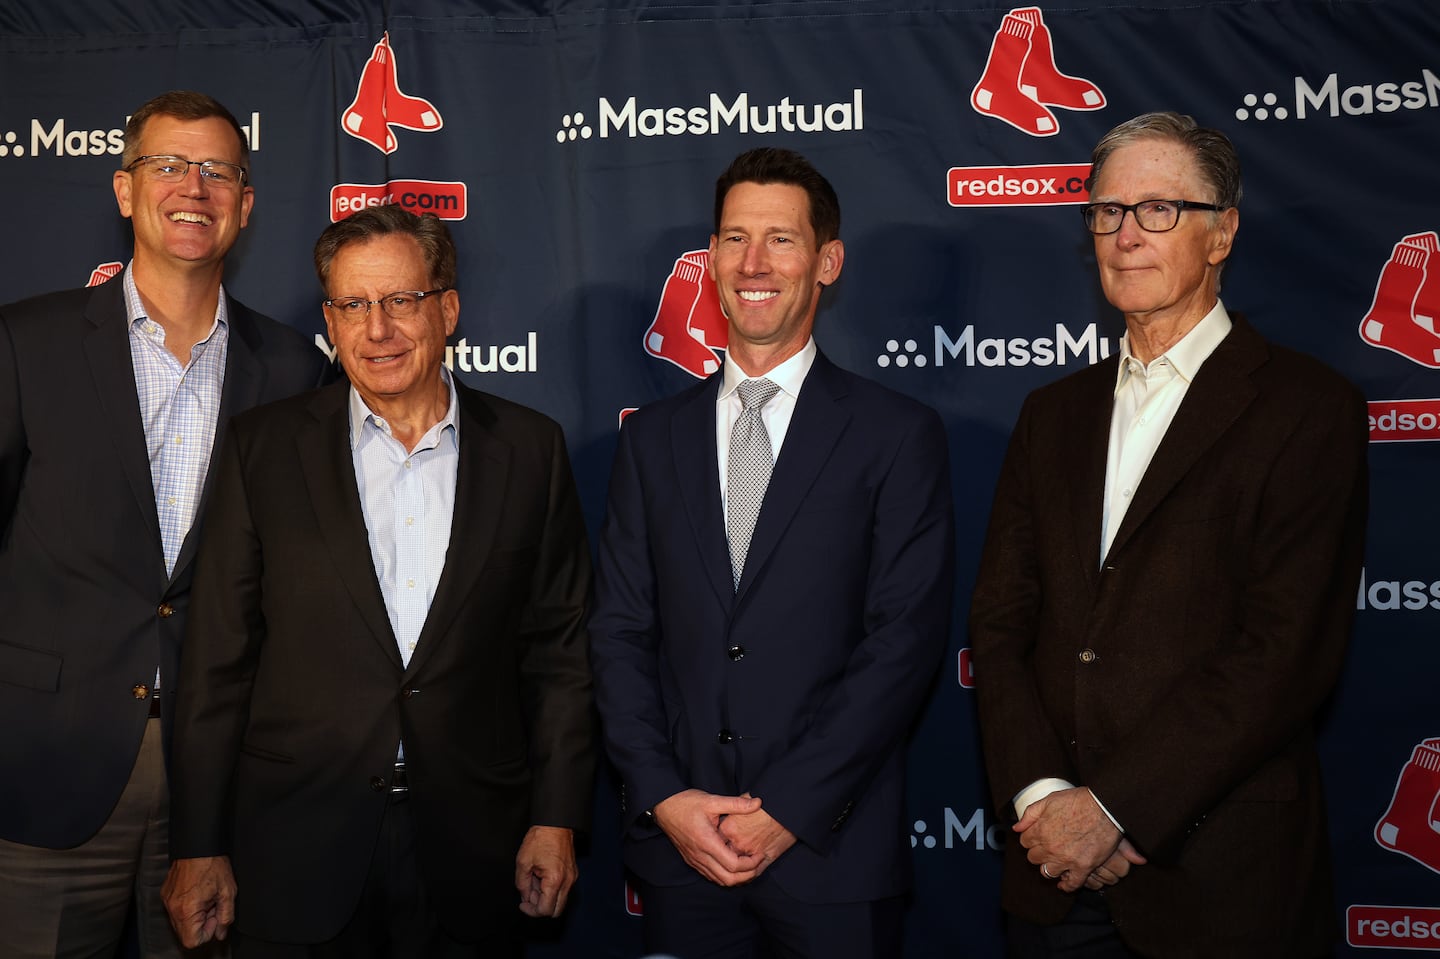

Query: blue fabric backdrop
2;1;1438;954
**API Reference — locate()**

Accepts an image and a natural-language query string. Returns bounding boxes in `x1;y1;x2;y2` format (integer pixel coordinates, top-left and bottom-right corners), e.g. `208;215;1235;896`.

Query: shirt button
404;460;412;470
727;645;746;662
173;436;182;445
405;517;415;526
406;578;415;589
1079;649;1097;664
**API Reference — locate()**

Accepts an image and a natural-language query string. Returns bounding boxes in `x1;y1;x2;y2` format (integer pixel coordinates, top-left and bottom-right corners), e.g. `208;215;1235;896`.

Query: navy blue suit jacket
0;277;332;849
590;350;955;903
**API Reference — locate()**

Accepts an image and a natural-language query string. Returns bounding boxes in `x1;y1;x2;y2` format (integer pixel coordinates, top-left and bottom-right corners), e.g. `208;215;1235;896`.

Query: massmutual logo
1355;569;1440;612
554;88;864;143
910;807;1005;852
1234;67;1440;122
876;323;1119;370
314;333;539;374
0;112;262;159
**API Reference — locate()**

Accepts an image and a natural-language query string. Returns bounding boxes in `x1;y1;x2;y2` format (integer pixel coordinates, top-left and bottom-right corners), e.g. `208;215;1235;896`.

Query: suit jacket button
717;729;735;744
369;776;386;792
727;645;745;661
1078;648;1097;664
157;603;175;618
401;688;417;699
132;684;150;700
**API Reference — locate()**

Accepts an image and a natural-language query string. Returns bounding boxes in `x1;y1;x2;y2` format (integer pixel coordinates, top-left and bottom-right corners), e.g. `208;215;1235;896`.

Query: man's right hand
1084;837;1147;890
162;855;237;947
652;789;764;886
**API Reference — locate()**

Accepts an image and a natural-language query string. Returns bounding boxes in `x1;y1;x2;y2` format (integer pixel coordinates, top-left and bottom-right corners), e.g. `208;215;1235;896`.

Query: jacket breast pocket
0;639;62;692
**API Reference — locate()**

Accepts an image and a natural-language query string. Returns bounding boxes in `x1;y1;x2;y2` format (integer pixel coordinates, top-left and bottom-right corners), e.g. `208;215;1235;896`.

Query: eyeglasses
1081;199;1224;235
125;155;249;188
323;289;448;321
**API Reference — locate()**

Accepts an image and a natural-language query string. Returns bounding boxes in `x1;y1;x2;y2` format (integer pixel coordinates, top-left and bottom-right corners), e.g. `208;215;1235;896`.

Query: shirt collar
122;259;229;339
720;337;817;402
349;365;460;451
1115;299;1232;394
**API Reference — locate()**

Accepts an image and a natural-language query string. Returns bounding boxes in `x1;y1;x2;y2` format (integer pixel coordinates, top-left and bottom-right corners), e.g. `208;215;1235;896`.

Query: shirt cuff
1012;779;1126;834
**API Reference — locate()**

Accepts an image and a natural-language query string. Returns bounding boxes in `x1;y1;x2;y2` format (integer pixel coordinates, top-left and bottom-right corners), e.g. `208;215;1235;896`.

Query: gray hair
1090;112;1242;211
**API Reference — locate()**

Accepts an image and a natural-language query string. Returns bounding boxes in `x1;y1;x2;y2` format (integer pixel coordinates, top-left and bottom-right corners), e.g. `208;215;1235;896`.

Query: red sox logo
644;249;728;379
1376;737;1440;874
86;262;123;287
1360;231;1440;368
971;7;1105;137
342;33;444;154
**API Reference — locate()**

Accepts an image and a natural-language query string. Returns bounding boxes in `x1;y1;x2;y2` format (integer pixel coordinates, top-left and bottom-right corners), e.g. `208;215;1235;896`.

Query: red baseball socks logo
972;7;1105;137
645;250;728;379
1361;231;1440;368
1376;737;1440;874
342;33;443;154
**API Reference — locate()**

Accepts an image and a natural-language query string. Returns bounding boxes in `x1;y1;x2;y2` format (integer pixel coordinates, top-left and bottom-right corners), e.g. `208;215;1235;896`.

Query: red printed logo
86;261;123;287
1368;400;1440;443
971;7;1105;137
948;163;1092;208
1360;231;1440;367
1348;905;1440;949
1376;738;1440;873
330;180;467;222
957;648;975;688
644;249;727;379
342;33;443;154
624;880;644;916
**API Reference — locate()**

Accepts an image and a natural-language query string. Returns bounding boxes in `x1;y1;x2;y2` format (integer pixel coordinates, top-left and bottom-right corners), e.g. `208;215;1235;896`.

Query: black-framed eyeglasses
323;289;449;321
1081;199;1224;235
125;154;249;188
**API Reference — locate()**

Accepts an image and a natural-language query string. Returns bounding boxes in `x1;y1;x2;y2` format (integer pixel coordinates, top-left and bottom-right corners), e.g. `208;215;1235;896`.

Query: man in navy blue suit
590;148;955;958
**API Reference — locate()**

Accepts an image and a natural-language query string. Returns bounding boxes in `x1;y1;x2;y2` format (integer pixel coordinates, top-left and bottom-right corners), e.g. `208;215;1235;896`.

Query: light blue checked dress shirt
349;367;459;671
123;263;229;580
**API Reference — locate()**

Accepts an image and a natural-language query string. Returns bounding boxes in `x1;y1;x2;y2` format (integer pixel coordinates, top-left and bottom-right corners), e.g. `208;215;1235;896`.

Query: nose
177;162;209;196
1111;209;1145;248
740;240;769;275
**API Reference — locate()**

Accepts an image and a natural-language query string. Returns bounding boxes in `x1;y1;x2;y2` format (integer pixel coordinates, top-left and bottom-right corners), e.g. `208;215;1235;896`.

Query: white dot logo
0;131;23;158
910;819;937;849
555;112;592;144
1235;92;1288;122
876;338;927;369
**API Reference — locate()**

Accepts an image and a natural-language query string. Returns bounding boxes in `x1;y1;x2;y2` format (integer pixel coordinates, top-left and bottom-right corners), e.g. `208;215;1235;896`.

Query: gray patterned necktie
727;377;781;589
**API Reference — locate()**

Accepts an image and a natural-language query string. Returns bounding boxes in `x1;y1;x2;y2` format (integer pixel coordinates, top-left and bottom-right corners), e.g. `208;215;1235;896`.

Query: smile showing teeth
738;290;777;302
170;211;212;225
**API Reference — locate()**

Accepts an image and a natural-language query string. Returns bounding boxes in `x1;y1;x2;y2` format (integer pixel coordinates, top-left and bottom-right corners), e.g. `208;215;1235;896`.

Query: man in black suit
0;90;331;957
163;204;594;958
971;112;1368;958
589;148;955;958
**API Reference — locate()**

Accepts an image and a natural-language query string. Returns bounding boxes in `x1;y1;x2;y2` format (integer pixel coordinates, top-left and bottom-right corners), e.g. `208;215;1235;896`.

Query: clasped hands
653;788;796;886
1015;787;1146;893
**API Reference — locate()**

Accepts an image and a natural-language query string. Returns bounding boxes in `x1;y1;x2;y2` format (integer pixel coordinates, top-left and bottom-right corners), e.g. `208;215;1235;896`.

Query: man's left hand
1015;787;1121;893
515;825;578;918
716;797;796;878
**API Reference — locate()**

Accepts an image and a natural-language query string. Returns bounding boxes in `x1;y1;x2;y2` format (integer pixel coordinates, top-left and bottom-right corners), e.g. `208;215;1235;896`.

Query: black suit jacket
590;351;955;903
0;278;332;849
970;315;1368;957
169;378;595;944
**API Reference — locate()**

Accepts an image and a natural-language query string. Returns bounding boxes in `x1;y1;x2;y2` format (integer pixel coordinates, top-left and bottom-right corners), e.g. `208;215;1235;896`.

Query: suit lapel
297;384;403;668
1065;360;1117;585
671;376;734;608
403;383;510;678
80;280;164;579
1106;318;1265;560
737;353;849;598
171;296;267;584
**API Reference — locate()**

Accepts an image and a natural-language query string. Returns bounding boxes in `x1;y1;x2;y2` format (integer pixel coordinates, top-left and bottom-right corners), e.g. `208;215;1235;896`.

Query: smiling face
707;181;844;374
1090;138;1237;332
112;114;253;275
323;232;458;416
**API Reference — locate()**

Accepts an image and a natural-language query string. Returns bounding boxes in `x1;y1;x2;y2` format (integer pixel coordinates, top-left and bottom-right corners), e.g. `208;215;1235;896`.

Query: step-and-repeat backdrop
2;1;1437;954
